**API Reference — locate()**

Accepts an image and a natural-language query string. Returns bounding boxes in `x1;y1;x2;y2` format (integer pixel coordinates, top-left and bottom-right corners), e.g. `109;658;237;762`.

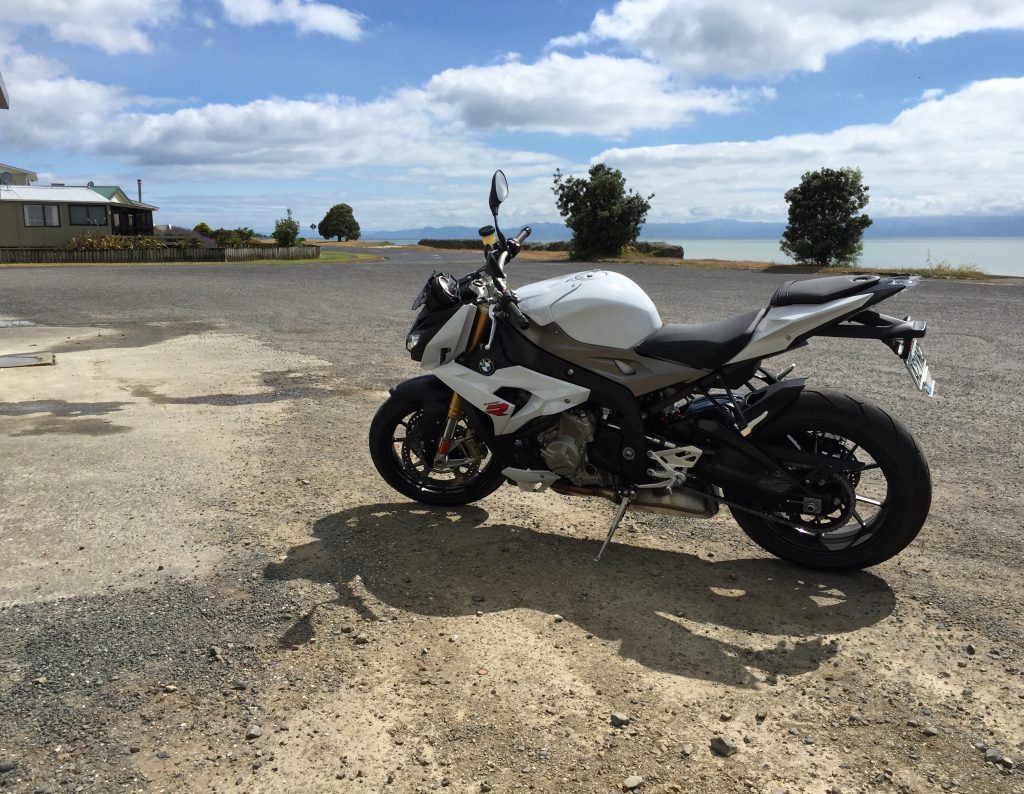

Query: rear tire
729;389;931;570
369;393;504;506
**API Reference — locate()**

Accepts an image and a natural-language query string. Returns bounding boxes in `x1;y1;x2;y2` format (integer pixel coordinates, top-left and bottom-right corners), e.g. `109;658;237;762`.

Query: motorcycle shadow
266;502;897;685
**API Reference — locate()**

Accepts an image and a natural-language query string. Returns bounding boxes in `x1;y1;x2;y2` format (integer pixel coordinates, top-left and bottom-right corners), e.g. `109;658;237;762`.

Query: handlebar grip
505;300;530;330
513;226;532;245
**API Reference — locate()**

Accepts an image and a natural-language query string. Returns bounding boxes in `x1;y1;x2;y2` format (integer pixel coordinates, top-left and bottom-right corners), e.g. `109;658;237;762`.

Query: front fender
389;374;453;404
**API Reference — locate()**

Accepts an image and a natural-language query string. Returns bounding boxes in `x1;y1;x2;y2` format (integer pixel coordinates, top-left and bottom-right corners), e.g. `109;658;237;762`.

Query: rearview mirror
489;170;508;215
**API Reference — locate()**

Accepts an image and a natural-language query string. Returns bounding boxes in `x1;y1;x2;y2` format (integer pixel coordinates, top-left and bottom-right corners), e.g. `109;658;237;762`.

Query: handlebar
512;226;532;245
502;295;530;330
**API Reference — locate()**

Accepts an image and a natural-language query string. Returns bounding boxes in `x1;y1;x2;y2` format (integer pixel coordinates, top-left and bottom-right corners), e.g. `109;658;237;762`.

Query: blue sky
1;0;1022;233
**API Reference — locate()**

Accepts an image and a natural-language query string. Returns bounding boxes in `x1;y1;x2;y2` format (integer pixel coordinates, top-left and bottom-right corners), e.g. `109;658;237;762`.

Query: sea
665;237;1024;278
375;237;1023;278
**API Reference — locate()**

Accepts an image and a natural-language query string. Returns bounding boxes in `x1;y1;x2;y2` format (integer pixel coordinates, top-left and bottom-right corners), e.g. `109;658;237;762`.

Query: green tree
318;203;361;241
192;222;213;237
552;163;652;260
272;209;300;247
780;167;873;267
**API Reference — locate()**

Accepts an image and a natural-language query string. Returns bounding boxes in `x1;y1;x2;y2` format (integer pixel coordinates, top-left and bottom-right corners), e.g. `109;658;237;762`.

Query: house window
24;205;60;227
69;204;108;226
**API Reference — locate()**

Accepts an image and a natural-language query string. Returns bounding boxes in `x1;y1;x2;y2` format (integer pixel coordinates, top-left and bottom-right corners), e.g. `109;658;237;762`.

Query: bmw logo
479;358;495;375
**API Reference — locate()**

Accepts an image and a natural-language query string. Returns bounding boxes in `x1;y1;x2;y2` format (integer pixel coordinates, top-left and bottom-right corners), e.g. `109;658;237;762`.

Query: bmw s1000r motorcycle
370;171;936;570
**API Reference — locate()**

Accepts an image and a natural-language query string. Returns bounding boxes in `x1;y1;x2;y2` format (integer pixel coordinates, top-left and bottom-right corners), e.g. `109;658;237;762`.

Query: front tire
729;389;931;570
369;392;504;506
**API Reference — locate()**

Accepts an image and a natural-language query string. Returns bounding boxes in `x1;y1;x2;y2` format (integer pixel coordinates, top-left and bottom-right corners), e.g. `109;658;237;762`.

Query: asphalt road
3;250;1023;595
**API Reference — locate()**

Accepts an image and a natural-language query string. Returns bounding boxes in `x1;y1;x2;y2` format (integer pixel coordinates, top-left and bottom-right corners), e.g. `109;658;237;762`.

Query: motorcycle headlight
406;332;422;352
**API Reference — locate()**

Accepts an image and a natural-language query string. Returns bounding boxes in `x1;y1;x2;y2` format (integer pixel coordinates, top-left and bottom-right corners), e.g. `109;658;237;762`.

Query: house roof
88;186;120;200
0;185;112;204
90;185;160;211
0;163;38;182
0;70;9;109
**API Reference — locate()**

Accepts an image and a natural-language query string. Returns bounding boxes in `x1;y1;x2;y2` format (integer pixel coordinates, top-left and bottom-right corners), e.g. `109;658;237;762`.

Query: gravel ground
0;252;1022;793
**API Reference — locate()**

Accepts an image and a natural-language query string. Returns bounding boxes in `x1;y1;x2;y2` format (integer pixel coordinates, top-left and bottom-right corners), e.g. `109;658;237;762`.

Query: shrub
272;209;300;247
68;234;166;250
553;164;653;260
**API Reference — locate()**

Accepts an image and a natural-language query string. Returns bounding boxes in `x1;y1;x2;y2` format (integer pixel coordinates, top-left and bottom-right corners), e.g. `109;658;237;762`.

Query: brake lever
484;304;500;350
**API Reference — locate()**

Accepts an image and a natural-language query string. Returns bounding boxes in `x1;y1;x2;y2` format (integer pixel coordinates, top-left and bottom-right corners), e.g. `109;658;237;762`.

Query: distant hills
363;215;1024;241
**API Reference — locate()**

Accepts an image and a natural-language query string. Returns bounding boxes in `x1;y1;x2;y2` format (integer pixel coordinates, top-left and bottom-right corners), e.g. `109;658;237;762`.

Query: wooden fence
0;246;321;264
223;246;321;261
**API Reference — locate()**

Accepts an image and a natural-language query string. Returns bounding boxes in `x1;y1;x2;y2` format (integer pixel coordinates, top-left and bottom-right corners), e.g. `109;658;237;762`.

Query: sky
1;0;1022;233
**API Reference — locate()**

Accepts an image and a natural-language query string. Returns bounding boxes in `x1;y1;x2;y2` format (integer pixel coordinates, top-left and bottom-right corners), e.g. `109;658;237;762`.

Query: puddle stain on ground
45;322;218;355
0;400;127;417
5;417;131;437
0;401;132;436
131;385;343;407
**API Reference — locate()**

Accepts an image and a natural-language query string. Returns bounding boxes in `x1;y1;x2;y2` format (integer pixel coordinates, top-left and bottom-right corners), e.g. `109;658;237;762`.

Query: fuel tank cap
573;270;608;281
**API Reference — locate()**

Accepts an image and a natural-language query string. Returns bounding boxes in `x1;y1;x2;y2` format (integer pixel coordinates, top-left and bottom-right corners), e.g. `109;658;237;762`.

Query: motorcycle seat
635;309;765;369
770;274;880;307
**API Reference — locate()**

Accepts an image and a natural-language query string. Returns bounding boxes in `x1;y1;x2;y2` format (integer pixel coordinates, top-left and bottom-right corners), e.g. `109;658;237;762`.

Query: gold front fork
436;307;491;460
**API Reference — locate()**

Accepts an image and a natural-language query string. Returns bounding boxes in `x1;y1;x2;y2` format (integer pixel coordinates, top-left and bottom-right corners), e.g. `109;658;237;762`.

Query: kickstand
595;491;635;562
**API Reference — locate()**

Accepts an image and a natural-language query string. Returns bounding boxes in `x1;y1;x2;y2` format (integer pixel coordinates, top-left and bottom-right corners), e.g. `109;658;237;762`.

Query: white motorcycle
369;171;935;570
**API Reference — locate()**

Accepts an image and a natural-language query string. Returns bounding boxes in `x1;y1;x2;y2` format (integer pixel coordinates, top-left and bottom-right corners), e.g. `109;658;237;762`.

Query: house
0;185;114;247
88;185;158;236
0;177;159;247
0;163;38;186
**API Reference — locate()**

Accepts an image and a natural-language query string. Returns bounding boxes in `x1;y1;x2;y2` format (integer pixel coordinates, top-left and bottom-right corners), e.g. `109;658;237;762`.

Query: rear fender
742;378;806;435
681;378;805;435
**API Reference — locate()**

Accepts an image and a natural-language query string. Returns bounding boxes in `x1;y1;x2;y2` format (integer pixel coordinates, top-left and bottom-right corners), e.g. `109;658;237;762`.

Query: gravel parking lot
1;251;1022;793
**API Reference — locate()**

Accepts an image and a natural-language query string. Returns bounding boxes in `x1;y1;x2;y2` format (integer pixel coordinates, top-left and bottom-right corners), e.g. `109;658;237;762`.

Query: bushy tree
780;167;873;267
192;222;259;247
272;209;300;247
552;164;653;260
318;203;361;241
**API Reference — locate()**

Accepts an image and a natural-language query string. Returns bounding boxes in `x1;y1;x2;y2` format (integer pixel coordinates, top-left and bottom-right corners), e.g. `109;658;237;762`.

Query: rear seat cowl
770;275;880;307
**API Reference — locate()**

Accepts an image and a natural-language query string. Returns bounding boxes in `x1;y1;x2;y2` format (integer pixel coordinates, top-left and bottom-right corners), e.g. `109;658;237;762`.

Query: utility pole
0;70;9;109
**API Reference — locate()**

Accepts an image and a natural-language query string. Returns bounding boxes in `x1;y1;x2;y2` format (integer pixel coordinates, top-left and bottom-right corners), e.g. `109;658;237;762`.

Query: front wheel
369;392;505;506
729;389;931;570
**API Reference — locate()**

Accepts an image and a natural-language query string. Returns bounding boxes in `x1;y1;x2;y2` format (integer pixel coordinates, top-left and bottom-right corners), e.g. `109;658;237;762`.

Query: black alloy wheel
369;394;504;506
728;389;931;570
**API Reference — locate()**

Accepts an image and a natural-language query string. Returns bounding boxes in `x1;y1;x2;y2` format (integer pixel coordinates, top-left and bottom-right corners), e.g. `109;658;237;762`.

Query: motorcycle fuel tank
516;270;662;349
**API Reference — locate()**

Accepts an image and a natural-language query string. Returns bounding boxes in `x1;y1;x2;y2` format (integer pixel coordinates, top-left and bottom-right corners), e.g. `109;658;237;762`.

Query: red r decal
485;401;510;417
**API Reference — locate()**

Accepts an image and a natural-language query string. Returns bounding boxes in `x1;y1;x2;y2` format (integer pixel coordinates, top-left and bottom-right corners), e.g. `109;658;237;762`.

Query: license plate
904;339;936;396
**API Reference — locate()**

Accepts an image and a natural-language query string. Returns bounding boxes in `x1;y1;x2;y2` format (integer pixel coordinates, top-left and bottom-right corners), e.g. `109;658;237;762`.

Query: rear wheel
729;389;931;570
369;393;504;506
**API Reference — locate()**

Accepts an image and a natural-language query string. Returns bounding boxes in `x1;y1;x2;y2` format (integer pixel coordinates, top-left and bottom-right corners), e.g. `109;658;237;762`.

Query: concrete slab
0;352;55;368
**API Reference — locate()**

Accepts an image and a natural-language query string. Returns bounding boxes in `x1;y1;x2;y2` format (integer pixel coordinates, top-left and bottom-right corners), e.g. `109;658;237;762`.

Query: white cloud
2;39;1021;228
0;49;133;146
0;45;754;174
218;0;364;40
551;0;1024;78
0;0;179;54
423;53;768;136
595;78;1024;220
